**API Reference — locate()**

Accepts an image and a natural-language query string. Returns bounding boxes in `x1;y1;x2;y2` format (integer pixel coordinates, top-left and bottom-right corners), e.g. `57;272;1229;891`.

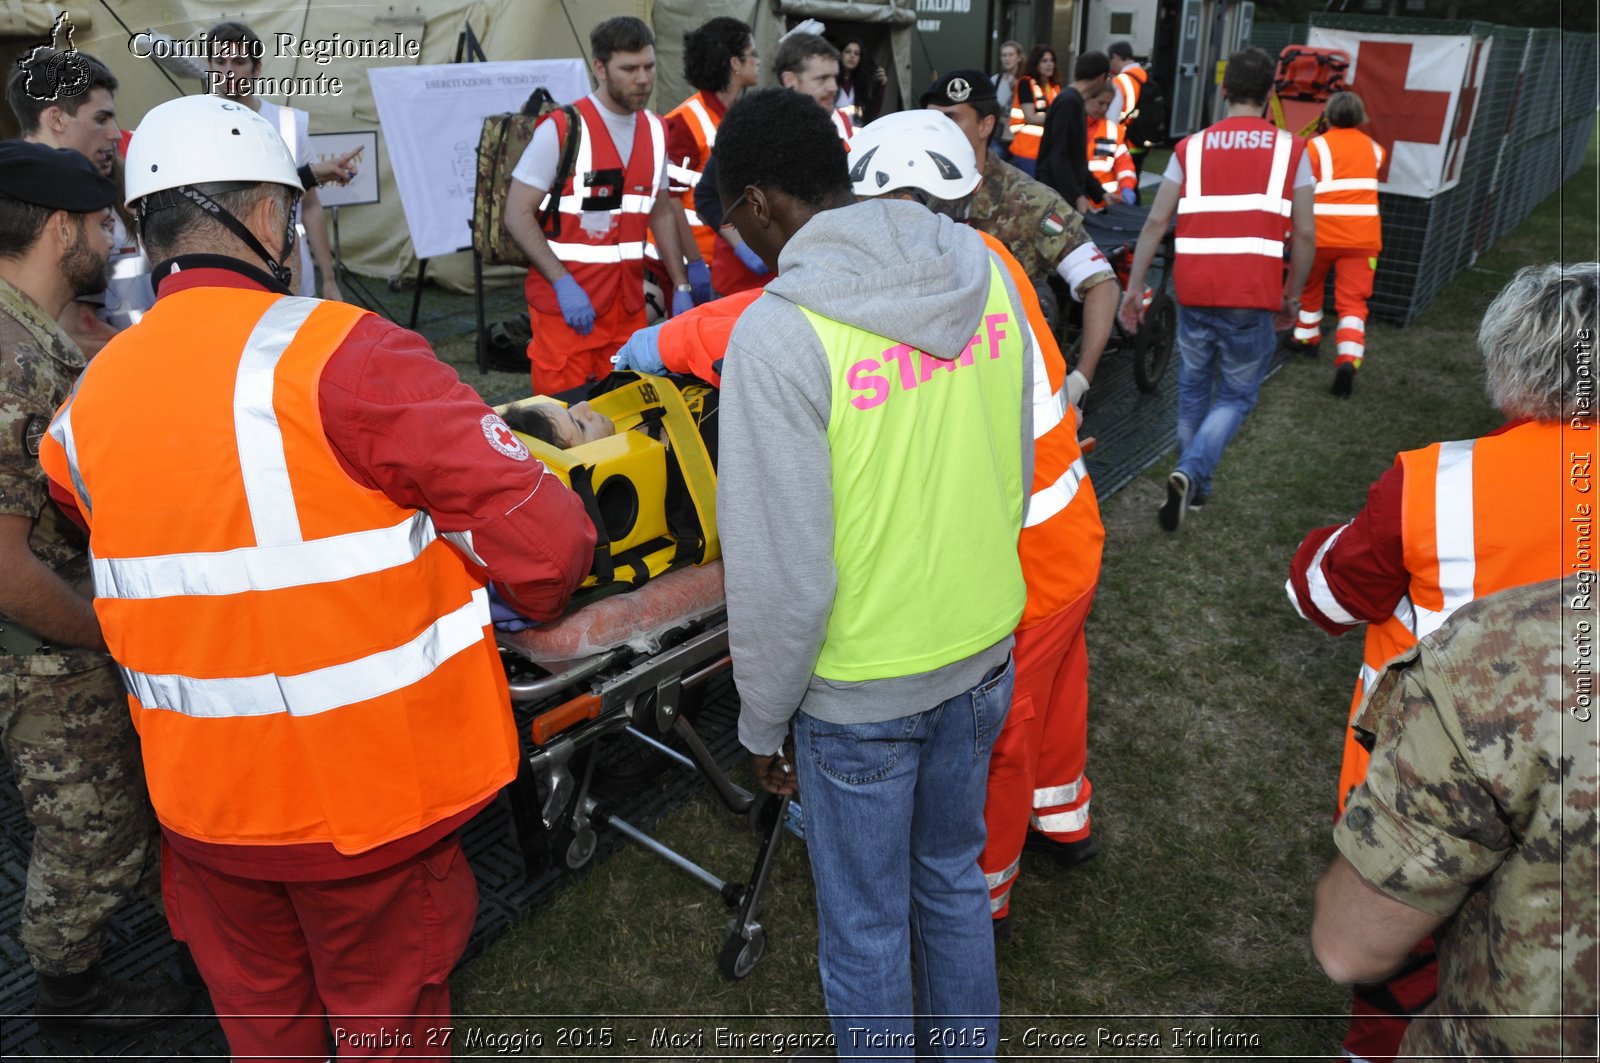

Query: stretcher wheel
717;926;766;981
565;825;597;870
1134;290;1175;392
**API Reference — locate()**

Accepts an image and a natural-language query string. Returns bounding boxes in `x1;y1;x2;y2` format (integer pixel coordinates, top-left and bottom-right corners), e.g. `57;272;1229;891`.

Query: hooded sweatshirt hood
762;198;995;361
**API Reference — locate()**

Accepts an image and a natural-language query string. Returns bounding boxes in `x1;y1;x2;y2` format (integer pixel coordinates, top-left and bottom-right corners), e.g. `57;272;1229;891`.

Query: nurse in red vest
505;17;692;395
1118;47;1317;532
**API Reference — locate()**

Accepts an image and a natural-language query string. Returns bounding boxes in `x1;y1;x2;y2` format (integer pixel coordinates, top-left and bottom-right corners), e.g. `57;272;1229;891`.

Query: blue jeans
1173;305;1279;498
792;658;1014;1062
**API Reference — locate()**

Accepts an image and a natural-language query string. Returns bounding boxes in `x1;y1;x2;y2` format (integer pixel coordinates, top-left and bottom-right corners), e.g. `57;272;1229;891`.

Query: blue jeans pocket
968;655;1015;757
805;715;919;786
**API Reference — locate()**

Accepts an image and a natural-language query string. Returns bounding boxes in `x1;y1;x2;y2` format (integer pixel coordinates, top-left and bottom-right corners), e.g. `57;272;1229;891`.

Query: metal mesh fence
1252;16;1597;325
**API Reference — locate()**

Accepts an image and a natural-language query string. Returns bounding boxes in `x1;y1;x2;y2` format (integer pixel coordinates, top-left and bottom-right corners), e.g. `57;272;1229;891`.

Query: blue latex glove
733;239;770;276
1120;187;1138;206
612;322;667;374
686;259;713;304
487;585;538;632
553;274;595;336
672;287;695;317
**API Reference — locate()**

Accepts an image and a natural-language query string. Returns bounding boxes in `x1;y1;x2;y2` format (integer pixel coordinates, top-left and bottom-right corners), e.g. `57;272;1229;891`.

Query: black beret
0;140;119;212
919;69;998;109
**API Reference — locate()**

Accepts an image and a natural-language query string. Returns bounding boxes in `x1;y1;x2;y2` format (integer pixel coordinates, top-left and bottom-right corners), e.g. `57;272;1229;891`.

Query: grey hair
1324;92;1366;128
138;181;296;263
1478;262;1599;422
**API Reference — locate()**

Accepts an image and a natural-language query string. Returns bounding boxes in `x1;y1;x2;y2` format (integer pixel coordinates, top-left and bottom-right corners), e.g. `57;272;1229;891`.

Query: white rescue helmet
124;95;301;209
846;110;981;203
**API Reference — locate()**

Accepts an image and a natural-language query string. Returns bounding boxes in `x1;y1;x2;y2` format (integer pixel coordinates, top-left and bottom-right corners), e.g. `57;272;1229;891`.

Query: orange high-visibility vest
40;289;518;854
526;97;664;318
1112;64;1148;137
976;229;1104;625
1334;420;1577;811
1308;126;1383;250
1086;116;1137;201
664;91;721;264
1010;79;1059;161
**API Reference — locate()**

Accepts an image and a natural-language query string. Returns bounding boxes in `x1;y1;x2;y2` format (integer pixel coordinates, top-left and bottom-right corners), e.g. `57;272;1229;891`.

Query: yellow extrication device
500;374;719;593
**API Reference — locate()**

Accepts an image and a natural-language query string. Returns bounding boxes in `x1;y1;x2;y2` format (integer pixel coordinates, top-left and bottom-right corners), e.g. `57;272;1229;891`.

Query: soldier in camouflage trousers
0;141;189;1029
922;69;1120;415
1312;575;1598;1060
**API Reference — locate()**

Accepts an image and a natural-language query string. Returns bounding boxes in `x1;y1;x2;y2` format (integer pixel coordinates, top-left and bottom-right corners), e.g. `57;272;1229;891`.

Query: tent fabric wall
50;0;648;290
22;0;911;292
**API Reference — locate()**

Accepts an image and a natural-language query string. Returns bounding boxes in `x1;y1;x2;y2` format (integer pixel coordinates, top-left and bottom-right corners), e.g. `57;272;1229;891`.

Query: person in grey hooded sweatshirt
713;87;1034;1061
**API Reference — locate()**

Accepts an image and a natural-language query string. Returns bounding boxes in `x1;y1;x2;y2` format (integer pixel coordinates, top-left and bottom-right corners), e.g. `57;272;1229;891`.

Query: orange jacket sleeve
656;288;764;387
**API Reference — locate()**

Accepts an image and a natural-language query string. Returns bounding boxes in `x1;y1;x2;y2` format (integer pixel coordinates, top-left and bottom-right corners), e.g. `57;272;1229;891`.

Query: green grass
443;127;1598;1057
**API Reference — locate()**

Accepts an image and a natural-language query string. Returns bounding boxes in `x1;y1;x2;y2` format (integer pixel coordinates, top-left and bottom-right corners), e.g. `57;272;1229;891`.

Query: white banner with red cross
1308;30;1492;198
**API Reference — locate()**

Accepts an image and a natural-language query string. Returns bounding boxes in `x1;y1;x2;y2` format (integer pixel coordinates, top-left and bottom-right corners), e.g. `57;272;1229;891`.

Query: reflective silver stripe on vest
46;382;93;518
91;511;439;599
667;163;702;188
1418;439;1477;638
1024;457;1088;529
1029;334;1064;440
1358;661;1383;692
684;96;717;148
121;586;491;718
1314;203;1380;217
1316;177;1379;194
1173;236;1284;257
985;855;1021;890
235;297;321;547
1034;774;1083;808
551;241;646;264
990;886;1012;913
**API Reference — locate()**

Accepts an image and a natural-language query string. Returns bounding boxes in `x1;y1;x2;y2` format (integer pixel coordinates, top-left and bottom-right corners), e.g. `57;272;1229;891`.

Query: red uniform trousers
526;291;645;396
1296;247;1378;368
979;586;1095;919
161;832;478;1060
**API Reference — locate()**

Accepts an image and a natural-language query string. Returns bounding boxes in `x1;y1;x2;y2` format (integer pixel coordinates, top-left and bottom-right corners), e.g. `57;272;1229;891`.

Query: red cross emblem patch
481;413;530;461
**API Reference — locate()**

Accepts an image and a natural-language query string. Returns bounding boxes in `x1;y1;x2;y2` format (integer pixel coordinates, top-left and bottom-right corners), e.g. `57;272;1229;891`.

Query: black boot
34;965;194;1032
1332;362;1356;398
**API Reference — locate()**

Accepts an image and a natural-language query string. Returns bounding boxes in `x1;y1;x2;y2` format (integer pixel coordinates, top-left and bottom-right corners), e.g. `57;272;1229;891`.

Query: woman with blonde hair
991;40;1024;157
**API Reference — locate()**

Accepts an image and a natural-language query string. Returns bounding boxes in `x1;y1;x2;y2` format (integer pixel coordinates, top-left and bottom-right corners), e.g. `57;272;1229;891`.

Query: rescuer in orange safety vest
1286;262;1596;1063
40;93;597;1059
1291;91;1385;398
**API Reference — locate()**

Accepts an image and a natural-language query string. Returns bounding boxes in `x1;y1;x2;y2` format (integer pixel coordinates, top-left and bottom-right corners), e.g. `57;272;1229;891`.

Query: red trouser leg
979;587;1095;919
526;297;647;396
1341;939;1437;1062
163;833;479;1061
1332;250;1378;368
1295;249;1336;345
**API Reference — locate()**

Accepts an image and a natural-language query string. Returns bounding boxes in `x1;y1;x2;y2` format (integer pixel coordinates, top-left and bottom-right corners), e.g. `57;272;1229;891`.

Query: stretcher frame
497;605;790;980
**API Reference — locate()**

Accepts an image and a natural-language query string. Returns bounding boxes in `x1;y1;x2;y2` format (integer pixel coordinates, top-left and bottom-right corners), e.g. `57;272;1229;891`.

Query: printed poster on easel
368;60;589;259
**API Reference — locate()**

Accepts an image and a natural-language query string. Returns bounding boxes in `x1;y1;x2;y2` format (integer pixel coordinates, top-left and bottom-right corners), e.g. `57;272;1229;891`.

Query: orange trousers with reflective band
527;297;645;395
1297;247;1378;367
980;586;1094;919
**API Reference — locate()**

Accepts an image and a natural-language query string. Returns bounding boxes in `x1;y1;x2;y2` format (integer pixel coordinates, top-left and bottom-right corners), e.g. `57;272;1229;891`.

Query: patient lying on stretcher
502;376;719;462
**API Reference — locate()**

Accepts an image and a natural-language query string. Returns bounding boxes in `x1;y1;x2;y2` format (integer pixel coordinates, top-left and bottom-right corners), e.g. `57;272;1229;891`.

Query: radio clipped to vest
501;373;719;599
473;94;582;266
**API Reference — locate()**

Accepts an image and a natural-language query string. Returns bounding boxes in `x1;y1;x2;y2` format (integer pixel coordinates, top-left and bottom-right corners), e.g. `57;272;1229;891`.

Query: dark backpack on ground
473;89;582;266
1125;76;1168;149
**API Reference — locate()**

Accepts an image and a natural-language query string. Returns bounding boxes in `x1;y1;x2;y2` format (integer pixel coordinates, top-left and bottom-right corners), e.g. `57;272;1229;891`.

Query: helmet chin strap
137;185;299;289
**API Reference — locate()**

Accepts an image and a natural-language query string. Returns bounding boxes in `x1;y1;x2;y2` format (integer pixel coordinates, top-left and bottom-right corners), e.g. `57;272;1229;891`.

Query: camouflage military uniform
0;275;158;978
1336;576;1598;1061
972;151;1116;297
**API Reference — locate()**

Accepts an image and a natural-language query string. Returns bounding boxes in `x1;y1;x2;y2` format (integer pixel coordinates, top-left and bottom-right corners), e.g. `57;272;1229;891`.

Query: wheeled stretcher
490;377;789;980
